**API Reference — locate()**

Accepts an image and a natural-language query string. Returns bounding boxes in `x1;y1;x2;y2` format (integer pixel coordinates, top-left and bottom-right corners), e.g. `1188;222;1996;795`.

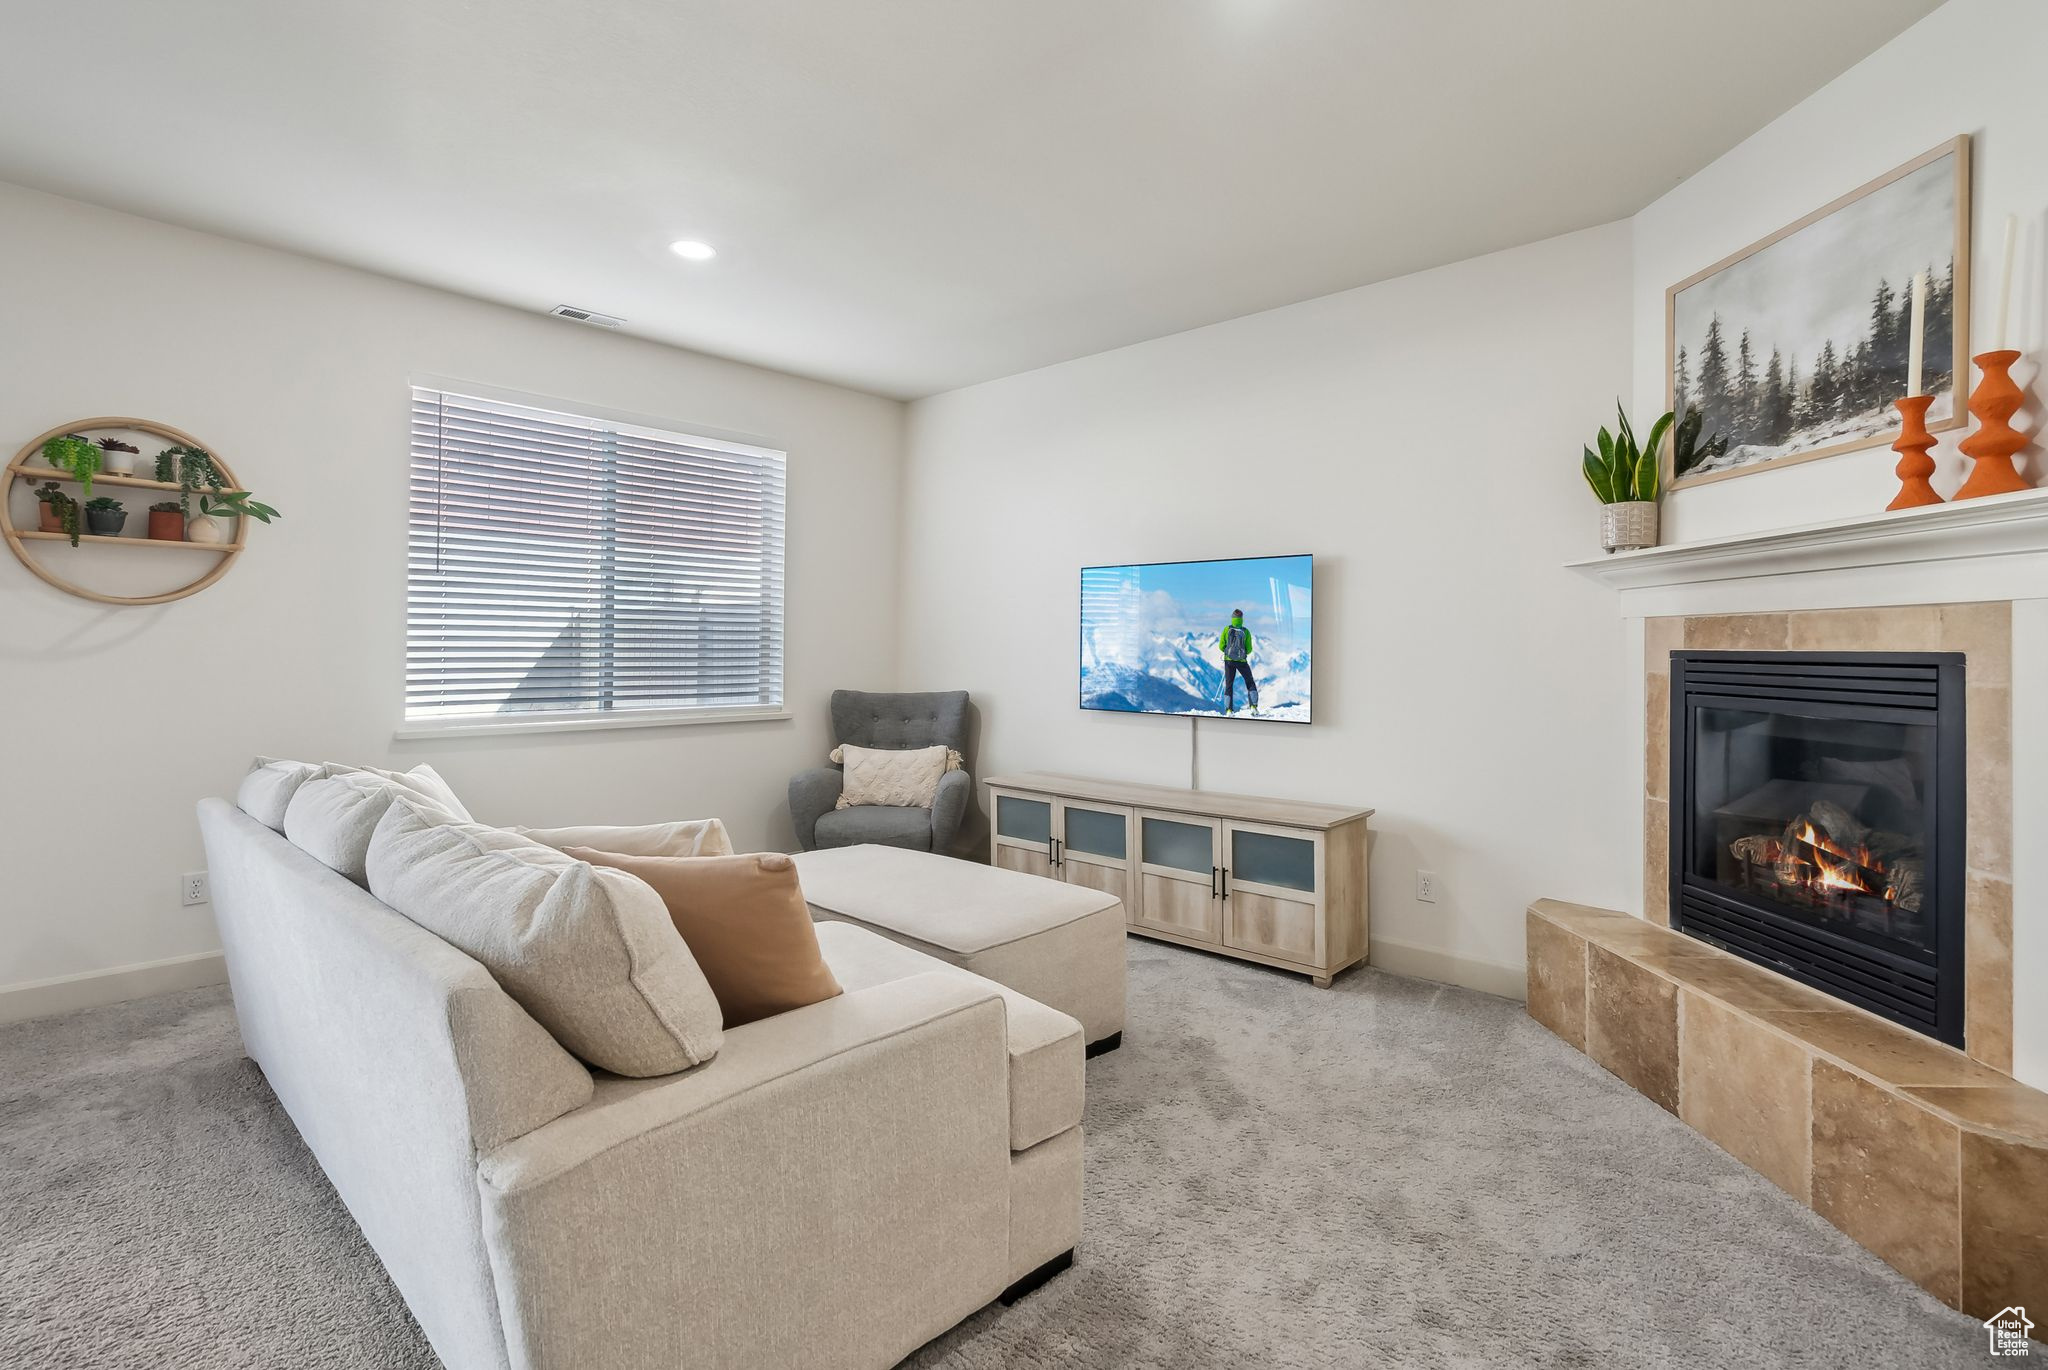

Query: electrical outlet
181;871;210;906
1416;870;1438;903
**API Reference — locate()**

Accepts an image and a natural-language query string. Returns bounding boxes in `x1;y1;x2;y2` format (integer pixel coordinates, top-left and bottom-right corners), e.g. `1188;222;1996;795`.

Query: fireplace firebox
1670;651;1965;1046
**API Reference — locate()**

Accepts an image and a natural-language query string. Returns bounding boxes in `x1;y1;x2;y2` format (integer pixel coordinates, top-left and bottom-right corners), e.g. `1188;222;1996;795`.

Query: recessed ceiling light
668;239;716;262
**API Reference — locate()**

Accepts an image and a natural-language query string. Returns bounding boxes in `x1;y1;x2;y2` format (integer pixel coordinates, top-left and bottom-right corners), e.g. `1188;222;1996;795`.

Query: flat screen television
1079;554;1312;723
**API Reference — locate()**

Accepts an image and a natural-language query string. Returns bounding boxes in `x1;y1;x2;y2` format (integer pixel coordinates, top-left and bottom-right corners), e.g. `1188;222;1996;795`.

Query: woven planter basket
1601;501;1658;553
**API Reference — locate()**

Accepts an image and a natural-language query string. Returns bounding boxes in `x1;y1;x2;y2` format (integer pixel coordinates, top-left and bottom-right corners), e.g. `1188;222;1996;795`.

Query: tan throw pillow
368;800;723;1076
566;848;842;1028
831;743;957;809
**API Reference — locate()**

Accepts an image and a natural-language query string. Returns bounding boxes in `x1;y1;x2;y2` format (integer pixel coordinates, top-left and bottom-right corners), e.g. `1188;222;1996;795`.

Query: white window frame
396;381;790;740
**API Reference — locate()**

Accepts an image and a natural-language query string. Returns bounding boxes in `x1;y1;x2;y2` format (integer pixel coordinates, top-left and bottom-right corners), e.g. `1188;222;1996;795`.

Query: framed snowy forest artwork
1665;135;1971;489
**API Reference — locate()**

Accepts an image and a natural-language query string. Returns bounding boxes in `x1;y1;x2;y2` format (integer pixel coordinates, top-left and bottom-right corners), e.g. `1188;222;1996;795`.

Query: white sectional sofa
197;794;1083;1370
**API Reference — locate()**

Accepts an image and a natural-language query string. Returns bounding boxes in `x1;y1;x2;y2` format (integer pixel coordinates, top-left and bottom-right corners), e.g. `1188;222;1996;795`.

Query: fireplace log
1864;829;1924;868
1887;858;1925;913
1806;799;1871;850
1729;835;1782;865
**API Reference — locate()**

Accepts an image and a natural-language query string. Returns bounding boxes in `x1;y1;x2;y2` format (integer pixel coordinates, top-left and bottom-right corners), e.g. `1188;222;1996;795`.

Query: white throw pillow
367;798;723;1077
832;743;959;810
512;819;734;858
236;757;323;831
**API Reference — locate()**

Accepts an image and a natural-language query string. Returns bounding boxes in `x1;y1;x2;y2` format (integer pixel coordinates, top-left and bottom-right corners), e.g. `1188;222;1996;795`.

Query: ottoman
791;844;1127;1053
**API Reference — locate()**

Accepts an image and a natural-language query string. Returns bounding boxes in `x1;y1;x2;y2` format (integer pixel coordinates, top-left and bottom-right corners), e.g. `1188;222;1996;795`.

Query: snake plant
1581;403;1673;505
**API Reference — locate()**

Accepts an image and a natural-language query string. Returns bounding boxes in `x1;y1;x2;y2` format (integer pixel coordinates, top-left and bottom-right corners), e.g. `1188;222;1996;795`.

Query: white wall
0;181;903;994
897;223;1638;988
1633;0;2048;546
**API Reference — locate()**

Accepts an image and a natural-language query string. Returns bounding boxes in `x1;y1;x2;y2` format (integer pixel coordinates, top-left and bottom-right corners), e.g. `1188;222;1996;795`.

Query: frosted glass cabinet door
989;790;1054;878
997;795;1053;845
1230;829;1317;893
1141;816;1215;874
1056;801;1134;914
1134;809;1221;942
1063;805;1128;861
1223;822;1322;966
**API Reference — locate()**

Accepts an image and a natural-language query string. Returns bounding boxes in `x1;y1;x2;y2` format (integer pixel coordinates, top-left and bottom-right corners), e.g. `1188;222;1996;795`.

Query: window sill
394;706;792;741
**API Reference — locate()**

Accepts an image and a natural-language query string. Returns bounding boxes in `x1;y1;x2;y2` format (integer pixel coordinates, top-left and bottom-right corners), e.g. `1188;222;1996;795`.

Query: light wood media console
984;772;1372;987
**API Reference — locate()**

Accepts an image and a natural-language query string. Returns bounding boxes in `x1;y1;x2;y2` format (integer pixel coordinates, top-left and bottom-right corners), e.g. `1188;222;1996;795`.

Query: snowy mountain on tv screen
1081;631;1309;719
1079;556;1312;722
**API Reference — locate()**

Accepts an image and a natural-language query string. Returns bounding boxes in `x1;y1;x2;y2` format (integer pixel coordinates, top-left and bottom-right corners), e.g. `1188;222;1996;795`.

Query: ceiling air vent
549;305;625;329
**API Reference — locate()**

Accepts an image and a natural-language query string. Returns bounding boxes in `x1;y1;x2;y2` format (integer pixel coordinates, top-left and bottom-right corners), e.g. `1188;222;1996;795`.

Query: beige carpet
0;939;1986;1367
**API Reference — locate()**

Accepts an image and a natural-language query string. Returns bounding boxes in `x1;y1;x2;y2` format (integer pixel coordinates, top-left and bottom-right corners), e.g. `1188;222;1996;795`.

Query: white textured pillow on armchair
831;743;962;809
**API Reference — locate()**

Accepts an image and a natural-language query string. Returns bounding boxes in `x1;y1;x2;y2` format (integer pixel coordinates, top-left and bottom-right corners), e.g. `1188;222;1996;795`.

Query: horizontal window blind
406;388;786;725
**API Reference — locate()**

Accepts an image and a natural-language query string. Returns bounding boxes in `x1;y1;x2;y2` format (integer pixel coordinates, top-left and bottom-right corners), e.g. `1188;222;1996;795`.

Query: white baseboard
1368;937;1527;1001
0;951;228;1024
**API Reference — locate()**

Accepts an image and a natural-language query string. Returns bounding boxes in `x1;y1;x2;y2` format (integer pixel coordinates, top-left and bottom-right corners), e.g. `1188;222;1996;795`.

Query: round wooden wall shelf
3;417;246;606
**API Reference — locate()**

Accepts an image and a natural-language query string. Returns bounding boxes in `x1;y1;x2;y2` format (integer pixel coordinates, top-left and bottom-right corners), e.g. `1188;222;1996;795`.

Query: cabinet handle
1211;865;1220;898
1221;867;1230;899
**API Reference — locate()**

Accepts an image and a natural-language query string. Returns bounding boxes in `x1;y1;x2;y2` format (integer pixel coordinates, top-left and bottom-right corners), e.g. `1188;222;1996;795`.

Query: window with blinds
405;388;786;729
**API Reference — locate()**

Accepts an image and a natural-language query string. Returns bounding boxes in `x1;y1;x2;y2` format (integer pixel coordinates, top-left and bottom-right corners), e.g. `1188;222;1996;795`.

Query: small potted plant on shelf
154;444;225;515
83;496;127;536
147;500;186;541
40;433;102;503
1581;404;1673;553
189;489;281;544
96;436;140;477
1579;406;1728;553
33;481;82;546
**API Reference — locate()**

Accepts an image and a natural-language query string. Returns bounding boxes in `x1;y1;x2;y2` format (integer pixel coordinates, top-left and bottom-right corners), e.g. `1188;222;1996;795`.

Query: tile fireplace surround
1529;602;2046;1330
1649;605;2012;1071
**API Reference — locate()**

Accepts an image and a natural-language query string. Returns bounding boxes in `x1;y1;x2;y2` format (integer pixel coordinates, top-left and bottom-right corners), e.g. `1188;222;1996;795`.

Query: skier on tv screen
1219;610;1259;715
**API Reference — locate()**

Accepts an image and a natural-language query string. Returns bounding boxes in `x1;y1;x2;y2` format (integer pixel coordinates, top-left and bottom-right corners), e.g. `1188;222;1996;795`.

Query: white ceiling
1;0;1940;399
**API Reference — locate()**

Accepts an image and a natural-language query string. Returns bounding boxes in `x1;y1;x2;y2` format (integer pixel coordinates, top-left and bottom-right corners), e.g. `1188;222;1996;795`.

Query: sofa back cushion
367;800;723;1076
364;762;473;822
237;757;324;831
283;768;467;885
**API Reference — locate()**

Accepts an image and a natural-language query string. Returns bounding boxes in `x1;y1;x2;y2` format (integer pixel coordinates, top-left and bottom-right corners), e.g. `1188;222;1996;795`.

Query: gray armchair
790;690;972;853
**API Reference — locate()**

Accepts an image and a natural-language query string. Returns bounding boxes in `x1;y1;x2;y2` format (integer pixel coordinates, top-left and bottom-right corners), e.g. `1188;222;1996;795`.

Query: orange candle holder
1887;394;1942;510
1954;349;2030;500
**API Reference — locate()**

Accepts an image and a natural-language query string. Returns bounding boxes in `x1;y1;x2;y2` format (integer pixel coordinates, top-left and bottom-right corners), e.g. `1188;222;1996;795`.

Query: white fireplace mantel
1567;487;2048;618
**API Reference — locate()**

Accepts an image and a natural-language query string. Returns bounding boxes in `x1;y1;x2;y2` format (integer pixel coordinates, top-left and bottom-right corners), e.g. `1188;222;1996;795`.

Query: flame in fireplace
1787;819;1881;897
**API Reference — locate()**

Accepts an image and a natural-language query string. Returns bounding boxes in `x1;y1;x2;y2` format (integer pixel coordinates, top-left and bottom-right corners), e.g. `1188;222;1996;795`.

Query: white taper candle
1995;213;2017;350
1907;271;1926;396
